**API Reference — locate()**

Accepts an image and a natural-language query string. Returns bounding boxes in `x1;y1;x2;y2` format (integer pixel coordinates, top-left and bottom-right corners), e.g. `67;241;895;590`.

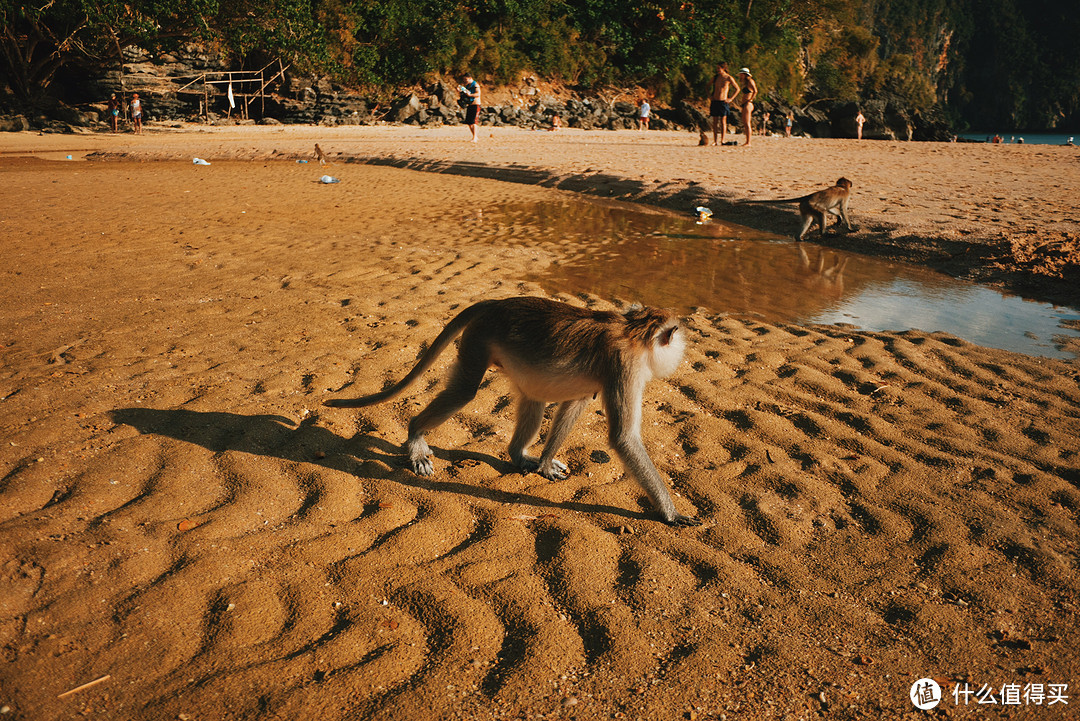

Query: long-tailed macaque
742;177;854;241
325;297;700;526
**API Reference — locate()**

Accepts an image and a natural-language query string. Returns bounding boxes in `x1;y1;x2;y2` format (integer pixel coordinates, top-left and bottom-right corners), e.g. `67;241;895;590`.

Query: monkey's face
648;324;686;379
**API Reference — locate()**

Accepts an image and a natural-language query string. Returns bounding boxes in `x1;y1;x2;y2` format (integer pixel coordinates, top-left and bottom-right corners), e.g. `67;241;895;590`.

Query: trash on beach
65;155;72;160
296;159;308;164
320;175;340;184
192;158;211;165
695;206;713;221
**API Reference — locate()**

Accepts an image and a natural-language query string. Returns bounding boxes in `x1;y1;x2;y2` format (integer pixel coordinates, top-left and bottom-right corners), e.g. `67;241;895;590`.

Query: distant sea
959;132;1076;145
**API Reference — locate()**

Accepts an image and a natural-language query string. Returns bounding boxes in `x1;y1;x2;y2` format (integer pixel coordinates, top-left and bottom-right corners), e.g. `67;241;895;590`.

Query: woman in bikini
737;68;757;146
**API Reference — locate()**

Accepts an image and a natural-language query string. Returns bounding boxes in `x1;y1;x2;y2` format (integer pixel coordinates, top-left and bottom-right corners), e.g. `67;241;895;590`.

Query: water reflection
480;199;1080;359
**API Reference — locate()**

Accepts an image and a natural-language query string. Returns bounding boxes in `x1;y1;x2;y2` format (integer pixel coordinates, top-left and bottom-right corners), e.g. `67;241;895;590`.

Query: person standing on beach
785;111;794;137
709;62;739;145
107;93;120;133
855;110;866;140
460;74;481;142
737;68;757;146
130;93;143;134
638;98;650;130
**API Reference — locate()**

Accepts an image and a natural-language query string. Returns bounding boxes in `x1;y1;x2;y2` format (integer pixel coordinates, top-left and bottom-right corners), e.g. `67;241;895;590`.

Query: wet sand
1;128;1079;719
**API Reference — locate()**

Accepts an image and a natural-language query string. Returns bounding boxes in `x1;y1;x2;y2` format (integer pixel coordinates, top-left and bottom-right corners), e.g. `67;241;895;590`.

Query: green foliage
867;54;936;108
808;26;878;101
949;0;1080;130
2;0;1077;130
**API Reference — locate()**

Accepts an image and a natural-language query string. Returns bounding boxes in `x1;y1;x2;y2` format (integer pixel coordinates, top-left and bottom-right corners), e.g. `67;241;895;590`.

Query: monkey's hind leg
535;398;588;480
795;212;815;242
404;357;486;476
508;398;547;473
508;398;586;480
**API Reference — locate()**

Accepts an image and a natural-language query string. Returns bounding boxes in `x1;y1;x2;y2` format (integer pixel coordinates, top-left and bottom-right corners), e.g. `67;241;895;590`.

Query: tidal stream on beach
481;200;1080;359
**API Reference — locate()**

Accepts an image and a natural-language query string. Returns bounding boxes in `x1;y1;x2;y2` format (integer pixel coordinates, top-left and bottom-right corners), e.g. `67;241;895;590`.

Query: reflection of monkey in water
325;297;700;526
742;177;854;241
798;246;848;297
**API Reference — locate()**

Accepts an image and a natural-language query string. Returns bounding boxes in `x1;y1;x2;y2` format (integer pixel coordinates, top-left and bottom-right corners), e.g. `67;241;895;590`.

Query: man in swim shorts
709;62;738;146
460;73;481;142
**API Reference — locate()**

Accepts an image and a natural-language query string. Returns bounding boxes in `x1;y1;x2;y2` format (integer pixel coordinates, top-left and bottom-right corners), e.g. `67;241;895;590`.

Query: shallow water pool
481;198;1080;359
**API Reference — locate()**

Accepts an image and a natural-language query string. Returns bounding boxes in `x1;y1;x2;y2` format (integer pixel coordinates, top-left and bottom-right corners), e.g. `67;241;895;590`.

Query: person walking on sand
107;93;120;133
638;98;650;131
459;73;481;142
855;110;866;140
737;68;757;146
709;62;738;146
130;93;143;134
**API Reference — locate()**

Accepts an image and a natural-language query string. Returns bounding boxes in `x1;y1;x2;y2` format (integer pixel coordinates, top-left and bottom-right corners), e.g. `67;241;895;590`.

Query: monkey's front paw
411;456;435;476
538;459;569;481
666;513;702;527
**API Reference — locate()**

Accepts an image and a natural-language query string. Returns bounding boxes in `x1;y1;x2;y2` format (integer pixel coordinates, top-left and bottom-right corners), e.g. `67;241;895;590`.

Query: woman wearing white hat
737;68;758;146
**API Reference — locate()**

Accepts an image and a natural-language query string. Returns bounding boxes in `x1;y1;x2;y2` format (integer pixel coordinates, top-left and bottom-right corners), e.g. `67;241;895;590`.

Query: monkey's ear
658;326;678;346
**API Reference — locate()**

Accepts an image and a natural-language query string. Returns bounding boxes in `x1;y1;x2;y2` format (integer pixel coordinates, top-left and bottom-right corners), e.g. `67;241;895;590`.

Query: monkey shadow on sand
109;407;650;522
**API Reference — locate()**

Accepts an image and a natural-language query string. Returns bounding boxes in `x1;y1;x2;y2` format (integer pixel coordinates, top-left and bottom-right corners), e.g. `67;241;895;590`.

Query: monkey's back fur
326;297;682;407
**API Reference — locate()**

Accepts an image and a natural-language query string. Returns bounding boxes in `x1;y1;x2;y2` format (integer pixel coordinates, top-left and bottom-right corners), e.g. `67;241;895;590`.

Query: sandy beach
1;124;1079;719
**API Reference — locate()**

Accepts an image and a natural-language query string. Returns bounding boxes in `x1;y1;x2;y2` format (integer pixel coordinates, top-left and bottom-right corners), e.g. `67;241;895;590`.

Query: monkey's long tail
739;195;808;205
323;302;493;408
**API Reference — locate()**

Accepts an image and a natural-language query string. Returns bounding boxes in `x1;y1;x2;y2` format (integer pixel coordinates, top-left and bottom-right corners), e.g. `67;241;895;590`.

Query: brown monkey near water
742;177;854;241
325;297;700;526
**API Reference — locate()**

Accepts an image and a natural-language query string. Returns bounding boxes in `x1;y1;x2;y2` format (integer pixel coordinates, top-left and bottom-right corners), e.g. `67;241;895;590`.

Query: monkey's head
836;177;853;189
624;307;686;379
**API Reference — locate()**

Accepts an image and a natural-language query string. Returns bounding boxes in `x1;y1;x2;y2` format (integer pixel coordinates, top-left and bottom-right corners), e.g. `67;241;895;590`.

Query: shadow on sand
109;407;650;522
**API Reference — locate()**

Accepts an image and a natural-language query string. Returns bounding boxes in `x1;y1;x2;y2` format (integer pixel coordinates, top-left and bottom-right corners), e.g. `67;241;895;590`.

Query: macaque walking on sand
325;297;700;526
741;177;855;241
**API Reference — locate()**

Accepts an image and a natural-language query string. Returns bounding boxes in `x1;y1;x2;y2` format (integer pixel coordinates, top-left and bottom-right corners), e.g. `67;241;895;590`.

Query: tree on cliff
0;0;218;102
0;0;321;103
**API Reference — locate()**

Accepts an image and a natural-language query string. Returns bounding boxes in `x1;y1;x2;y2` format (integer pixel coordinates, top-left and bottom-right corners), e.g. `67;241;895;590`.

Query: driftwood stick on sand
58;675;111;699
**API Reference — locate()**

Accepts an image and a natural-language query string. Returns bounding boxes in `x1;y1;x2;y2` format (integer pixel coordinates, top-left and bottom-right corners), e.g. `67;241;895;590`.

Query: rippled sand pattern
1;159;1078;718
